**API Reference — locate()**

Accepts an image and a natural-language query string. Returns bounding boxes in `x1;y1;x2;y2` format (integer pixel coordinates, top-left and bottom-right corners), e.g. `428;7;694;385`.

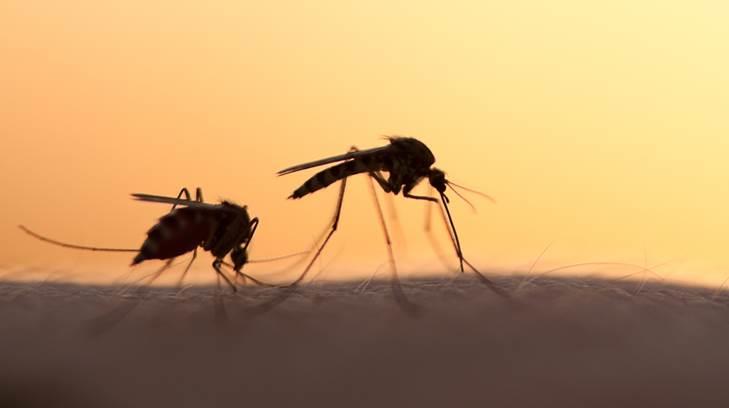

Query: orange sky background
1;1;728;286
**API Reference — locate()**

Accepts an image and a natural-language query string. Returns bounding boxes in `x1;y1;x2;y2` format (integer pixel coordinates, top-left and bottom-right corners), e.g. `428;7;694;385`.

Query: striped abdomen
132;207;218;265
290;156;386;199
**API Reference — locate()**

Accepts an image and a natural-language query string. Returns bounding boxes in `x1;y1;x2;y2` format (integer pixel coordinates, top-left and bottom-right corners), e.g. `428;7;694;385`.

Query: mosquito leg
352;152;405;252
404;192;439;202
18;225;138;253
288;175;348;287
220;261;278;287
423;186;455;271
384;193;407;253
367;175;420;316
369;171;393;193
425;187;434;232
153;258;175;281
437;199;509;298
248;177;349;315
367;171;407;249
233;218;259;286
436;198;465;273
213;260;237;293
175;247;197;292
116;257;177;296
171;187;192;211
462;258;509;298
241;218;258;253
349;146;392;196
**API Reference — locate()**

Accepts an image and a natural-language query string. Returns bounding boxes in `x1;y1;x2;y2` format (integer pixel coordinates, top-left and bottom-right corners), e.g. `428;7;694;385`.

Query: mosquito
275;136;507;312
19;187;279;292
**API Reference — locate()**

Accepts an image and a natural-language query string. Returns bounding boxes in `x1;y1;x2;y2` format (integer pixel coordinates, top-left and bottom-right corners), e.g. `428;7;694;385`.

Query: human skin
1;276;728;408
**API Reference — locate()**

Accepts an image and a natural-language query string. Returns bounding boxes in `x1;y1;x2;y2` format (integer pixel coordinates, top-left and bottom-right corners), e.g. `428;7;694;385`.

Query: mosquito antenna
447;181;496;204
447;185;477;211
439;193;465;273
18;225;138;253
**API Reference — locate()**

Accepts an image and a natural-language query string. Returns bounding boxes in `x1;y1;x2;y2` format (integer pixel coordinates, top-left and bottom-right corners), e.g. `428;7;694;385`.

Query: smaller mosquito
19;187;276;292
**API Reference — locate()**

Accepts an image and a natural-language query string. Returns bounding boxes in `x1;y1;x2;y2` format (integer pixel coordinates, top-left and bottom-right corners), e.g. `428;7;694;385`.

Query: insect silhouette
275;136;507;312
19;187;270;292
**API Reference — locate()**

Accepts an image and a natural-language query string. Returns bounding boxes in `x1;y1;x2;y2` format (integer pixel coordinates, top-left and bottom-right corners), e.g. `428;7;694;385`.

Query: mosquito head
231;247;249;272
428;168;448;195
429;168;496;209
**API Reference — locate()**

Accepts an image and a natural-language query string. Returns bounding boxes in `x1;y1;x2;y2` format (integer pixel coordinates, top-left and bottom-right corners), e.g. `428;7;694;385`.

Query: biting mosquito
273;136;507;313
19;187;290;292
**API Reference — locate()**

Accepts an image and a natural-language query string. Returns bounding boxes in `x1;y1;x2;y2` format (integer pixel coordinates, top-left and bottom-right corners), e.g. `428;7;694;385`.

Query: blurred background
1;0;727;286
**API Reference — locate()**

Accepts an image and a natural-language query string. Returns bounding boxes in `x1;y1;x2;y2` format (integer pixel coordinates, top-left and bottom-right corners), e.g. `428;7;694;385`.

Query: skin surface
2;274;729;408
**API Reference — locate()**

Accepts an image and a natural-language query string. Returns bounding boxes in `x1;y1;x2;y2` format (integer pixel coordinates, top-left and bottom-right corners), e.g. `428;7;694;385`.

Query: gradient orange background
2;1;728;286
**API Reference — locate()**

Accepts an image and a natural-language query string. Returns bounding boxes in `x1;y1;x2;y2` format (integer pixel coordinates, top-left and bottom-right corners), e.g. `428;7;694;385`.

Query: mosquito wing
277;145;389;176
131;193;225;211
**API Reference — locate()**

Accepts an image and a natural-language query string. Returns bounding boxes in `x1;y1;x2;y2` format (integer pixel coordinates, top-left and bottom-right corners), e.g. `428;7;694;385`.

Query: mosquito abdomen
290;157;384;199
132;207;216;265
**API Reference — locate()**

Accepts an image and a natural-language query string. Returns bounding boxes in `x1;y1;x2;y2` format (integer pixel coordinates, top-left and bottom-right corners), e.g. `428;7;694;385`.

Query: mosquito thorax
221;201;247;213
220;201;252;225
389;137;437;168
